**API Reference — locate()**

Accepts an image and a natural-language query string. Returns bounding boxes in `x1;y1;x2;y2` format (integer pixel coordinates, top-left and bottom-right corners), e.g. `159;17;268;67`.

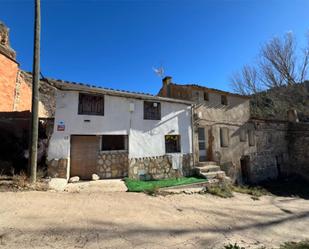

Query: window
165;135;181;153
239;128;247;142
221;95;228;105
248;130;255;146
204;92;209;101
220;127;229;147
78;93;104;116
144;101;161;120
101;135;128;151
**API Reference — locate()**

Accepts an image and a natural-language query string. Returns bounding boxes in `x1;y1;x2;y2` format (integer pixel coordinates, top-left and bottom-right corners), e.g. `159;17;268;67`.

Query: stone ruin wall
288;123;309;181
248;120;290;183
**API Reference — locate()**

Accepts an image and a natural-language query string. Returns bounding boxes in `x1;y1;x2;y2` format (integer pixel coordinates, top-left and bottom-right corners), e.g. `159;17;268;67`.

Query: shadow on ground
260;175;309;200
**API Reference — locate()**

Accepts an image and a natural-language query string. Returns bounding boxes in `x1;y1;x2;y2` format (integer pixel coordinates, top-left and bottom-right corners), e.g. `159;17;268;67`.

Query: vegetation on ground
124;177;207;193
202;183;269;199
203;183;234;198
205;176;309;200
0;170;48;192
223;241;309;249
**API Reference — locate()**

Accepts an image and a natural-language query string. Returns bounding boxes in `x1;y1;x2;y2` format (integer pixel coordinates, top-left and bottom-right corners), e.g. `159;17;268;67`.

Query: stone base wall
96;151;128;179
128;153;193;180
248;120;289;183
288;123;309;180
47;158;68;179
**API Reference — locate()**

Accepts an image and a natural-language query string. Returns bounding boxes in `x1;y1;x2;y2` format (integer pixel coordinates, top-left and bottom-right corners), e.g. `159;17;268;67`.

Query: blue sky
1;0;309;94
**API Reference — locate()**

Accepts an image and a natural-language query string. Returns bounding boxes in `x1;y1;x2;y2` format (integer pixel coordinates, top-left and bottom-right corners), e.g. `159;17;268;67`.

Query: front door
70;135;100;179
198;127;207;162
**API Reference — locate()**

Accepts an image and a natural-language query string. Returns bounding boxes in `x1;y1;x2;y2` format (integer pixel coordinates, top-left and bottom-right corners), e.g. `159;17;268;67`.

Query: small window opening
144;101;161;120
101;135;128;151
165;135;181;153
204;92;209;101
221;95;228;105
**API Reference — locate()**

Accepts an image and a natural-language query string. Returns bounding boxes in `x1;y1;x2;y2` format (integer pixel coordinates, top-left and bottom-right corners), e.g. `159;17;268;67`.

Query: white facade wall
48;90;192;160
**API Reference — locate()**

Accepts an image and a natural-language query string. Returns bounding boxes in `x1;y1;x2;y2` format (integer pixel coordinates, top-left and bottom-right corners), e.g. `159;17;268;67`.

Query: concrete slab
48;178;68;191
64;179;127;193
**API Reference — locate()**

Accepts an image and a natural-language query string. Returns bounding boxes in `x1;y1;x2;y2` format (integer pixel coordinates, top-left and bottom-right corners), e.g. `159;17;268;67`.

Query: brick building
0;22;55;117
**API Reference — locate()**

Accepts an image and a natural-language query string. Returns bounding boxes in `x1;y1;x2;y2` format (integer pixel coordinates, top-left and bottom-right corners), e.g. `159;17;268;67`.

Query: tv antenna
152;66;165;79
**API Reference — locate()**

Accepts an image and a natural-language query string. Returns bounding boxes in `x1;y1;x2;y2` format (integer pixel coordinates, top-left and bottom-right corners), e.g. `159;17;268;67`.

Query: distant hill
250;81;309;122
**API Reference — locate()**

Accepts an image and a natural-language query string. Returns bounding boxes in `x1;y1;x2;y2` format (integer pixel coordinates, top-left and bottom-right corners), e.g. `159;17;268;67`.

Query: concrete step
200;171;226;180
198;161;218;167
197;165;221;173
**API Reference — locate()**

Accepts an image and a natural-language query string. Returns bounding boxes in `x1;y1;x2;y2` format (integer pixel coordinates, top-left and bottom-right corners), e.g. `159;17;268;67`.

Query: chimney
0;22;16;60
162;76;172;86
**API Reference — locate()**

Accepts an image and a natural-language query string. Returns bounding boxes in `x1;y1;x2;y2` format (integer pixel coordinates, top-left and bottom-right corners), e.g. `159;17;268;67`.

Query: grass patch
279;241;309;249
231;185;269;198
205;183;234;198
124;177;207;192
223;241;309;249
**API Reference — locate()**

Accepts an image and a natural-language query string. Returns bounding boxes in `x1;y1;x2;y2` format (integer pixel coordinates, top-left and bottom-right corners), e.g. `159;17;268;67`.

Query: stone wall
288;123;309;180
97;151;128;179
248;119;289;183
48;158;68;179
128;153;193;180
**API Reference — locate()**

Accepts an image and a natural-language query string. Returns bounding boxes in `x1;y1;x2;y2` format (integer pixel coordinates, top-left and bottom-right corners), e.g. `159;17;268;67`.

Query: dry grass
0;170;48;192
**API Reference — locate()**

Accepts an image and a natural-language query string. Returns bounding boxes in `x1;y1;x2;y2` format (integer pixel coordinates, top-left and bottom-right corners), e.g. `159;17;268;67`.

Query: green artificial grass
124;177;207;192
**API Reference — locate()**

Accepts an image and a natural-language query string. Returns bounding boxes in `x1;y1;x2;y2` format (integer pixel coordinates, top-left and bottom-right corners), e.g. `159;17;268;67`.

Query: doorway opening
240;156;250;184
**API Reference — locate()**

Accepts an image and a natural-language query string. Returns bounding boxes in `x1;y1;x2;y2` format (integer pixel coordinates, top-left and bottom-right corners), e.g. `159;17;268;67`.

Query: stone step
198;161;218;167
197;165;221;173
200;171;226;180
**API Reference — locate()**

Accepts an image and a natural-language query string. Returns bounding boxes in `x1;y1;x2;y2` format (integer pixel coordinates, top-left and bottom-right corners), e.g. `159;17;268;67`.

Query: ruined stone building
158;76;309;183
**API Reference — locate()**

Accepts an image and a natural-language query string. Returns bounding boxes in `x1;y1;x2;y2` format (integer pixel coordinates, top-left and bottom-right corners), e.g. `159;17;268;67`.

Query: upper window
204;92;209;101
239;128;247;142
78;93;104;116
101;135;128;151
144;101;161;120
165;135;181;153
221;95;228;105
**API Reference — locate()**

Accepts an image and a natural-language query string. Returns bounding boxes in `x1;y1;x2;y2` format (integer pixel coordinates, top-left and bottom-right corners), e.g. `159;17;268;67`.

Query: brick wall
14;71;32;112
0;53;18;111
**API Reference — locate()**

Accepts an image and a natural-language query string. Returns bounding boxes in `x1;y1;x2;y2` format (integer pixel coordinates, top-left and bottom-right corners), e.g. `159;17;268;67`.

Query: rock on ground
92;174;100;181
69;176;80;183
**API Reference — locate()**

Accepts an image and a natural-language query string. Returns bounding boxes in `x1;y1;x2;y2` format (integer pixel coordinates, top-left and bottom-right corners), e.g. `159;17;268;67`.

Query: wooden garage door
71;135;100;180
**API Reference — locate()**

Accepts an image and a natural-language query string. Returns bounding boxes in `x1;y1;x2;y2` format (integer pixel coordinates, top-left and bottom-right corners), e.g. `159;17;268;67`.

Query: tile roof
43;77;193;105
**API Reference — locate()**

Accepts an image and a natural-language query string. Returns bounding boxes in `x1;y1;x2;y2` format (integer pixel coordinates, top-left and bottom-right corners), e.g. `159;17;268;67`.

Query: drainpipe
190;103;196;168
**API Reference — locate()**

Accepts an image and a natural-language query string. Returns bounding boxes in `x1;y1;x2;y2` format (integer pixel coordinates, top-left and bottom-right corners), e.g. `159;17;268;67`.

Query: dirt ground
0;183;309;249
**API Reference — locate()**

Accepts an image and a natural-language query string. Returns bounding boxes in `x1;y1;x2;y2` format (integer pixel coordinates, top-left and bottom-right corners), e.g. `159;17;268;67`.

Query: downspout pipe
190;103;196;169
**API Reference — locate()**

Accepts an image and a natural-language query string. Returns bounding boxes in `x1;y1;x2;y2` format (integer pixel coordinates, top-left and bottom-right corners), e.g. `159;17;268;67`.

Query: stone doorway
240;156;251;184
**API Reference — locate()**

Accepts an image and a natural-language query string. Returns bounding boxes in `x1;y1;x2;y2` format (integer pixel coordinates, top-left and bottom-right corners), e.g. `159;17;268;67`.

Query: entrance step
195;162;231;184
199;171;226;180
198;165;221;173
198;161;218;167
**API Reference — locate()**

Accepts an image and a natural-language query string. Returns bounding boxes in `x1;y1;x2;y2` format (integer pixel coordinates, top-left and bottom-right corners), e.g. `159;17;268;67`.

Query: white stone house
47;80;193;180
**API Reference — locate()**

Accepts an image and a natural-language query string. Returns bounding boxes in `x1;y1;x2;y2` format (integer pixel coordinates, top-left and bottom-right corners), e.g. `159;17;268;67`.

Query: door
70;135;100;179
240;156;250;184
198;127;207;162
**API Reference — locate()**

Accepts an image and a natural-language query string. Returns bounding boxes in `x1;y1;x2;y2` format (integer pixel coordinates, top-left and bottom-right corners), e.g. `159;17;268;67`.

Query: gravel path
0;189;309;249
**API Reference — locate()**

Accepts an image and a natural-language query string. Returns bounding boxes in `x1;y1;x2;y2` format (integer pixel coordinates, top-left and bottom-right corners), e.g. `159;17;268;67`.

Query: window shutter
220;127;229;147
